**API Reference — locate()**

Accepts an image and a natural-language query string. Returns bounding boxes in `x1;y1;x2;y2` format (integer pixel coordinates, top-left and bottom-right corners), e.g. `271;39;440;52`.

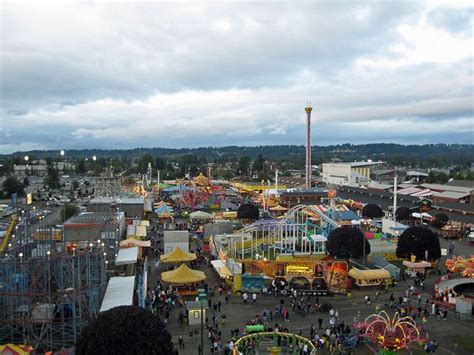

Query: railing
233;332;316;355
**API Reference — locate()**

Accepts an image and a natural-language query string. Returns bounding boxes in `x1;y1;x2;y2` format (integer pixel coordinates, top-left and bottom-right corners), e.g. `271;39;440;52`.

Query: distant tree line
1;144;472;181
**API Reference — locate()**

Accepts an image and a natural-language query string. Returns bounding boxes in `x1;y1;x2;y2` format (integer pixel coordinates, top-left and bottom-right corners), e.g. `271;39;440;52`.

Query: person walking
252;293;257;303
318;317;323;329
243;292;248;303
178;336;184;349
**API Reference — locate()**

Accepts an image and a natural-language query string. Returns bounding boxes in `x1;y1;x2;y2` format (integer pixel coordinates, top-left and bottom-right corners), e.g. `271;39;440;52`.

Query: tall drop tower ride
305;103;313;189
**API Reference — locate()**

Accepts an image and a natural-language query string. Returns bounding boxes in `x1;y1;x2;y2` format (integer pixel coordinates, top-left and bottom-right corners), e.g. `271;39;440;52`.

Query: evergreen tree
2;176;24;197
44;164;61;189
238;156;251;176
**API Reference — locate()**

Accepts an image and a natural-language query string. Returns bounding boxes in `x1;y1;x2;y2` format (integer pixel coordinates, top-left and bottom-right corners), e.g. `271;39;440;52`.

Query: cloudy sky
1;1;473;153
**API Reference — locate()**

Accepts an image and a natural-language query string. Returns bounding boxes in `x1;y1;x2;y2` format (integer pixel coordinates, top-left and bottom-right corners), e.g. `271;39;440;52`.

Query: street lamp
198;288;207;355
24;155;29;162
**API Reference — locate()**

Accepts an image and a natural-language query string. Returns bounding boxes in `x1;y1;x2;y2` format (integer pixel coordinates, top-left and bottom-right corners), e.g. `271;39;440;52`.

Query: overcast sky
1;1;473;153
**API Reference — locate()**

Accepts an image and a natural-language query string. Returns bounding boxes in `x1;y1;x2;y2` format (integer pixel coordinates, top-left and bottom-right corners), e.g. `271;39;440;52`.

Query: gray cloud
427;7;474;35
0;1;472;153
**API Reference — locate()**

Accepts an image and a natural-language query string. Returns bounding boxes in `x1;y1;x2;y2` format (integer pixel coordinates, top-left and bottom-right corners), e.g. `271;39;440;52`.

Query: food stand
160;247;197;263
403;260;431;278
185;301;209;326
161;264;206;296
348;268;392;289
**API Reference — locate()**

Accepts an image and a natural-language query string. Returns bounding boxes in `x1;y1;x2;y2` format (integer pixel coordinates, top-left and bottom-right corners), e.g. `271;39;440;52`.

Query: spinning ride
354;311;425;353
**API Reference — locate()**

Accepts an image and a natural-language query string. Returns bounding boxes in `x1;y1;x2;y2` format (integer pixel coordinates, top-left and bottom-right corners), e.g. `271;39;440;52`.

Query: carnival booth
120;238;151;248
189;210;213;224
403;260;432;278
160;247;197;263
269;204;289;216
348;267;392;289
185;301;209;326
161;264;206;296
210;259;233;279
115;246;140;276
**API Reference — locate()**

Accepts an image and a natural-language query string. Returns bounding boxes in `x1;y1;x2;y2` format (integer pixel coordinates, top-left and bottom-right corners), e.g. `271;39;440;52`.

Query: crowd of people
144;210;451;354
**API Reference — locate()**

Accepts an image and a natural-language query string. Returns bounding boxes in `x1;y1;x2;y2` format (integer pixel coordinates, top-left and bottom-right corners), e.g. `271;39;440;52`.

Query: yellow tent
194;173;209;186
160;247;197;263
161;264;206;284
0;344;34;355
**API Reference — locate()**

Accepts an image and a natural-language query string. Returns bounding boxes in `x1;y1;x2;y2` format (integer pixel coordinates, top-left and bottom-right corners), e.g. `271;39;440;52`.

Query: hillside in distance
2;143;473;167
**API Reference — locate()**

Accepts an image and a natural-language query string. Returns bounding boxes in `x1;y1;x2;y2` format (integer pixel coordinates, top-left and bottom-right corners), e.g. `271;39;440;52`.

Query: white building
163;230;190;253
321;161;383;186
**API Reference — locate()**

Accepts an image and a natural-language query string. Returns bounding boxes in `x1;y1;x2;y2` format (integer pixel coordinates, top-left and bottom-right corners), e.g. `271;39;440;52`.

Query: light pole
24;155;29;176
363;233;366;266
198;288;206;355
92;155;97;177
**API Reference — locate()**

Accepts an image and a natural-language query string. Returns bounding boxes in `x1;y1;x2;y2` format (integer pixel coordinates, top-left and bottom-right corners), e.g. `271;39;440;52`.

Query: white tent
189;211;213;222
411;212;433;220
100;276;135;312
115;247;139;266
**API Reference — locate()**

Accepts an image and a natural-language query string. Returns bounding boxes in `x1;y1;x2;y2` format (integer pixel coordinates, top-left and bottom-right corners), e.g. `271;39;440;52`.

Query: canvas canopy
120;238;151;248
269;204;289;212
160;246;197;263
163;185;190;193
348;268;391;280
161;263;206;284
403;260;431;268
0;344;34;355
210;259;233;278
135;225;147;237
155;205;174;215
190;211;213;221
140;220;150;227
115;247;139;266
100;276;135;312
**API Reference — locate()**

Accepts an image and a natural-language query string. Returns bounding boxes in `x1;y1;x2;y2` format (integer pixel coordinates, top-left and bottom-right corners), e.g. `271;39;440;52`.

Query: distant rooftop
445;180;474;189
420;183;472;194
64;212;122;225
433;191;471;199
89;196;145;204
324;161;383;167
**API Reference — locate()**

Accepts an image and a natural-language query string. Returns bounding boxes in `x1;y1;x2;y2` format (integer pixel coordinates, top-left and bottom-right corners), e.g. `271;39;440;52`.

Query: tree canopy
2;176;24;197
362;203;384;219
395;206;411;221
76;306;173;355
237;203;260;220
326;227;371;259
431;213;449;228
44;164;61;189
396;226;441;262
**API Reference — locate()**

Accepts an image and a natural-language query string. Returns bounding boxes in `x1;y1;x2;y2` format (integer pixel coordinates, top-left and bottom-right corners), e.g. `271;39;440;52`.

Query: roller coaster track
0;214;17;253
231;205;340;253
287;205;340;229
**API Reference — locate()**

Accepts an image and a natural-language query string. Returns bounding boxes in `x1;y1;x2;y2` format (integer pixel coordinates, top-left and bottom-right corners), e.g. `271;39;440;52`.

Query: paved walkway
148;219;474;354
